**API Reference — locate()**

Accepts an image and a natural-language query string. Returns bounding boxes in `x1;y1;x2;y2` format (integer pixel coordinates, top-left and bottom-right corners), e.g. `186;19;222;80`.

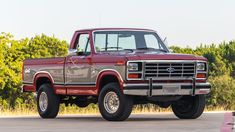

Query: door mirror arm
68;49;78;56
68;49;91;56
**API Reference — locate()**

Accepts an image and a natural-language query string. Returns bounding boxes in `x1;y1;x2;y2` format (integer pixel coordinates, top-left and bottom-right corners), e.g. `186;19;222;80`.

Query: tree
0;33;68;109
26;34;68;59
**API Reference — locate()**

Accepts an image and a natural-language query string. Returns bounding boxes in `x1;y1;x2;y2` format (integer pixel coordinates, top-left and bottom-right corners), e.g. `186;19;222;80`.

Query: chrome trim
128;60;207;63
129;77;202;80
96;69;124;84
123;89;210;96
123;82;211;87
126;60;208;80
92;30;160;54
126;61;143;80
33;71;55;83
31;69;122;87
54;82;96;87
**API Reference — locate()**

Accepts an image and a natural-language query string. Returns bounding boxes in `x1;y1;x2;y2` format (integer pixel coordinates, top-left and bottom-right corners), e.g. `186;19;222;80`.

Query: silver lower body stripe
123;89;210;96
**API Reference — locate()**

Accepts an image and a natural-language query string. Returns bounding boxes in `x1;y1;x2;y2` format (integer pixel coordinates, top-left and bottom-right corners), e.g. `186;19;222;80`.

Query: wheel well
36;77;51;91
99;75;119;93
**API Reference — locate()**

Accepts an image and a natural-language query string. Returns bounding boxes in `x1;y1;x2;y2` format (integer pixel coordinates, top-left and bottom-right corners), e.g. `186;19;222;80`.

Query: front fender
96;69;124;93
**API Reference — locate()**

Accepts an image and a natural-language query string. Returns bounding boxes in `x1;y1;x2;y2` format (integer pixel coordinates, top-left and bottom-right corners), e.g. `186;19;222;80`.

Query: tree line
171;41;235;109
0;32;234;111
0;32;68;110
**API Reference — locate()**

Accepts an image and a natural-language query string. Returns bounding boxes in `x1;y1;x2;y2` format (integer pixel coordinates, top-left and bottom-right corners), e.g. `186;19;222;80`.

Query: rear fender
33;71;55;92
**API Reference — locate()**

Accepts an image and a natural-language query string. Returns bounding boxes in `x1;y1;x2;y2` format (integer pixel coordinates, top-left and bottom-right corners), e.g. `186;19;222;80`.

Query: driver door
65;32;94;94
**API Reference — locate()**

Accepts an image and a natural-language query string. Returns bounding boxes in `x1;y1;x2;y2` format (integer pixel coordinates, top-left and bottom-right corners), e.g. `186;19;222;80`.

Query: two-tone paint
22;28;211;96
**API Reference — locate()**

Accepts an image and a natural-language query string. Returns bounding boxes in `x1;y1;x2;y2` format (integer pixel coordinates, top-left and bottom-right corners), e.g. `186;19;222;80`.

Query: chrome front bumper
123;82;211;96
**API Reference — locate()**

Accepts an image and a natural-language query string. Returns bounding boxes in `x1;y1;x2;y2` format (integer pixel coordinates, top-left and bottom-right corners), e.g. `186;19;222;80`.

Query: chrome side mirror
163;37;168;46
163;37;172;53
169;49;173;53
68;49;78;56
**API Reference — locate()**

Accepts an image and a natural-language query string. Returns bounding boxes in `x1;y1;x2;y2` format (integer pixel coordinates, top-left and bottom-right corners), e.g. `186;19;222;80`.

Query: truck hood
103;51;207;61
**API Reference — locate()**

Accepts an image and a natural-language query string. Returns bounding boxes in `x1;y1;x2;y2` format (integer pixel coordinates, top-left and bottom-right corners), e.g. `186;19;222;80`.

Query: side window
94;34;106;52
144;34;160;49
76;34;91;55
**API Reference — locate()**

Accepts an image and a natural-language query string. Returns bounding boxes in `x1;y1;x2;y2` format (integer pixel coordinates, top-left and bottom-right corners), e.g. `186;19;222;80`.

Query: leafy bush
0;32;68;109
207;75;235;110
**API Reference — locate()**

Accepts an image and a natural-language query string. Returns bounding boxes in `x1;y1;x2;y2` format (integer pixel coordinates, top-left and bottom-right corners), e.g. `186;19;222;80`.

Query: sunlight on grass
0;104;226;117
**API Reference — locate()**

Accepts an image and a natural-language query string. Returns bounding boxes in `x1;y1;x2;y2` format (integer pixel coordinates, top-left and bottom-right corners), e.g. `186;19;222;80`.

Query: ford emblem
166;67;175;73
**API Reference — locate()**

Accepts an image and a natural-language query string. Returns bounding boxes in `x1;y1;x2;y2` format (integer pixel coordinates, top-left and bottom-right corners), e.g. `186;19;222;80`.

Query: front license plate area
162;85;181;95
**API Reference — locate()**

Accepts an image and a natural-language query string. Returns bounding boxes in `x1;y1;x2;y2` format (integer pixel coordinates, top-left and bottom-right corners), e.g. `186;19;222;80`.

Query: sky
0;0;235;48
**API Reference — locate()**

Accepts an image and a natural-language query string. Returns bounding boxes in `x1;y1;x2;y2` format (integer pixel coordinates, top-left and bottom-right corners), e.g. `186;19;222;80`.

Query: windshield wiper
101;47;134;52
137;47;155;50
101;47;123;50
137;47;168;52
123;49;134;52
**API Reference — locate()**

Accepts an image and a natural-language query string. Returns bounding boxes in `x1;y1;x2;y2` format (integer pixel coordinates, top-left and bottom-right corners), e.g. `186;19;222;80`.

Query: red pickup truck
22;28;211;121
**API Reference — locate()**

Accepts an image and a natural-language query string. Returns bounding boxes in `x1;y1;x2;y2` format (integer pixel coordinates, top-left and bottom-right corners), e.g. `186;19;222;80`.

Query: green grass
0;104;227;117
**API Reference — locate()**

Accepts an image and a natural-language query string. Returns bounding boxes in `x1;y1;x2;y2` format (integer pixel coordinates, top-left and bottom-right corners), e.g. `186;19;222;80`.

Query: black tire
37;84;60;118
171;95;206;119
98;83;133;121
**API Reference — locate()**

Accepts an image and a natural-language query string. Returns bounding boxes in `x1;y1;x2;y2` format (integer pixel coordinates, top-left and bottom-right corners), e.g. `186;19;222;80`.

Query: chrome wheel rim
103;91;120;114
39;92;48;112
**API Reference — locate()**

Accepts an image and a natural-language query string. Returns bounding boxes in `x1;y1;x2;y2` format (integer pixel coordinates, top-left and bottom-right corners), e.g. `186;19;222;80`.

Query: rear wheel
171;95;205;119
98;83;133;121
37;84;60;118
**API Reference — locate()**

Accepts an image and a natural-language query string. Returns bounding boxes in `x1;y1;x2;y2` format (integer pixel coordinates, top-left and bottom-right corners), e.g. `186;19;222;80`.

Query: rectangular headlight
197;62;206;71
128;62;139;71
127;62;142;72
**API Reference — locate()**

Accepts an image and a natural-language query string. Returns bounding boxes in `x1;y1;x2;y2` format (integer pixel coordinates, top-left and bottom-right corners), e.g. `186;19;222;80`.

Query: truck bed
23;57;66;85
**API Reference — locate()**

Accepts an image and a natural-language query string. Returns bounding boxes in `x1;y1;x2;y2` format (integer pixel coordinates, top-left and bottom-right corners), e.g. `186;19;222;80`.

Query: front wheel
98;83;133;121
37;84;60;118
171;95;206;119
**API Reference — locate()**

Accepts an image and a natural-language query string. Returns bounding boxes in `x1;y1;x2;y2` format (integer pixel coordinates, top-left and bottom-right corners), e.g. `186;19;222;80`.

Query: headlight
128;62;139;71
197;62;206;71
127;62;142;80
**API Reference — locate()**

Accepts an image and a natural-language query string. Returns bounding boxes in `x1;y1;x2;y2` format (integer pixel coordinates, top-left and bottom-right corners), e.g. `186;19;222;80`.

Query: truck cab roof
75;28;156;32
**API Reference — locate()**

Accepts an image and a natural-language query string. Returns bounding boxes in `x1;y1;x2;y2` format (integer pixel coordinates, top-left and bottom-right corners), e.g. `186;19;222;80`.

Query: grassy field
0;104;226;117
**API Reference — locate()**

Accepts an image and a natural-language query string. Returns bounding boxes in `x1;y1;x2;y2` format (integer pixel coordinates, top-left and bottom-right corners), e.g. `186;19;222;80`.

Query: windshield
93;31;169;53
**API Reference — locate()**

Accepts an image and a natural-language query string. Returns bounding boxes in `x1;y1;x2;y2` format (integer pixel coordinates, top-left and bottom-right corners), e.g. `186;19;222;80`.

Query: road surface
0;112;226;132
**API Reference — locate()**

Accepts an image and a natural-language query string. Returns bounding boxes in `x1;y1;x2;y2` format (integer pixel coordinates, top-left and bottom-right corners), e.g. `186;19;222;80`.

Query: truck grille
144;62;195;79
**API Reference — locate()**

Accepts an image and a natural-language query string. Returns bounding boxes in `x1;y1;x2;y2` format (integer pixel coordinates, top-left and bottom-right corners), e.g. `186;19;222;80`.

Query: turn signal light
128;73;141;79
197;73;206;78
116;60;125;66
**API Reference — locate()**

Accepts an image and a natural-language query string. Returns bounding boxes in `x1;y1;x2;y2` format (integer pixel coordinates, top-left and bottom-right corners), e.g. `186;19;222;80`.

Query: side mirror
169;49;173;53
68;49;78;56
163;37;168;46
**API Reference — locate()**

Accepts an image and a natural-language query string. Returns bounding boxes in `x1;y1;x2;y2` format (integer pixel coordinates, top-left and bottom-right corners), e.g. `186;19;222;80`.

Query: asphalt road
0;112;225;132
